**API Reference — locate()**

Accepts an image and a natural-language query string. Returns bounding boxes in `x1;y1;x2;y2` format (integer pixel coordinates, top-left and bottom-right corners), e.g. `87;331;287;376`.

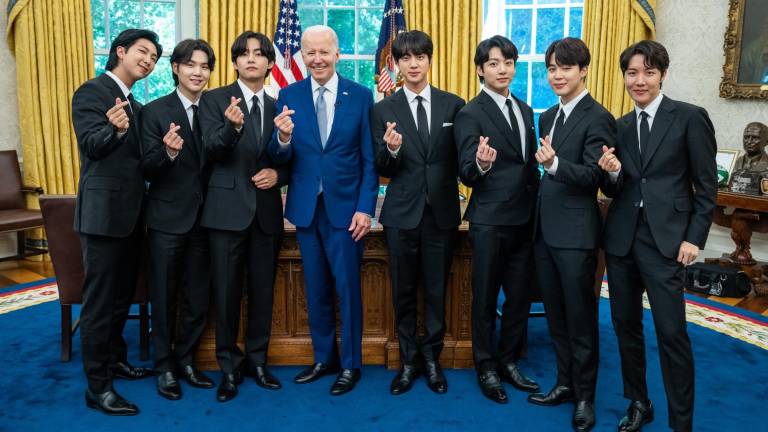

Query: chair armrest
22;185;44;194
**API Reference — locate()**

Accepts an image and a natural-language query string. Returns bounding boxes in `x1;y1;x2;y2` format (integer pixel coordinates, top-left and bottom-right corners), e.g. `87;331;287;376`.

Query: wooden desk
713;190;768;264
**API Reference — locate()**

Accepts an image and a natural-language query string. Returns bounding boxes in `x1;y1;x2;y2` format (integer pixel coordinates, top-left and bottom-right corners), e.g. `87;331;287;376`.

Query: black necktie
553;108;565;140
505;99;523;160
191;104;201;144
251;95;262;148
416;95;429;149
127;93;135;114
639;111;649;155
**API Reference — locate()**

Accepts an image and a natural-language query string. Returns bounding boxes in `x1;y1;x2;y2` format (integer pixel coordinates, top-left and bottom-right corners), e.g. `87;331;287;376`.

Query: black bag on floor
684;263;752;297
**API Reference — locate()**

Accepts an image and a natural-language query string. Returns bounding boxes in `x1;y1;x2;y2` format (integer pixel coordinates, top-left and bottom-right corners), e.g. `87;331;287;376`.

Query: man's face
233;37;273;82
397;52;431;90
623;54;666;109
117;38;158;81
477;47;516;96
743;125;767;155
173;50;211;94
301;31;340;85
547;55;587;103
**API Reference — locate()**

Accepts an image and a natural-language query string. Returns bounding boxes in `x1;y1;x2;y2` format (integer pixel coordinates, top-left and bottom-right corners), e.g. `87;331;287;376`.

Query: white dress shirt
279;73;339;147
236;79;265;135
478;86;527;174
607;92;664;183
545;88;590;175
389;85;432;157
166;88;200;160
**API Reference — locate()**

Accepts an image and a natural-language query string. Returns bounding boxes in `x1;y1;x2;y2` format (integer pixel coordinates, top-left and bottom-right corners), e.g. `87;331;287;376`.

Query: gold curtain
200;0;278;88
404;0;482;199
583;0;656;117
6;0;93;197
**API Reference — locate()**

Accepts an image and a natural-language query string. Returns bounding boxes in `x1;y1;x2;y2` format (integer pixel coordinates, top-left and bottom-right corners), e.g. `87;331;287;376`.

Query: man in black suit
71;29;162;415
199;31;289;402
454;35;541;405
141;39;217;401
372;30;464;396
529;38;616;432
598;40;717;432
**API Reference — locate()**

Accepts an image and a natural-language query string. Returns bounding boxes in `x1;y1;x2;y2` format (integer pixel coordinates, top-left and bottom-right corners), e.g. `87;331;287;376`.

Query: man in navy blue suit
268;25;378;396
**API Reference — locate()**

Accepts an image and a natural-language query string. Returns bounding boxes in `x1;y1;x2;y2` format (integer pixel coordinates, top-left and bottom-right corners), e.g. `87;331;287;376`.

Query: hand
348;211;372;242
225;96;245;129
598;145;621;173
383;122;402;151
251;168;278;190
274;105;295;142
163;122;183;157
677;241;699;266
535;135;556;169
107;97;130;133
476;136;496;170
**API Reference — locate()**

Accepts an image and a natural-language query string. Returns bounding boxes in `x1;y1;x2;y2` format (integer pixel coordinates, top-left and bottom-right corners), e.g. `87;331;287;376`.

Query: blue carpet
0;296;766;431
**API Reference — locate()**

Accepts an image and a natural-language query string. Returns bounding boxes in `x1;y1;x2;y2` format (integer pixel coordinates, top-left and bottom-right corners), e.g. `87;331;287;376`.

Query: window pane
94;54;109;76
531;61;557;110
506;0;533;4
328;9;355;54
91;0;108;50
144;59;175;103
535;7;564;54
143;1;177;50
505;8;532;55
108;0;142;40
357;59;375;91
298;5;324;27
509;60;528;101
358;7;382;55
537;0;566;4
568;7;583;37
359;0;380;6
328;0;354;5
301;0;324;6
337;59;356;80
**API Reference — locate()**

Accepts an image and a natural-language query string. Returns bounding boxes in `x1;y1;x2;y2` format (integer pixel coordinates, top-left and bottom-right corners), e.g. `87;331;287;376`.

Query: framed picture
720;0;768;99
717;149;740;186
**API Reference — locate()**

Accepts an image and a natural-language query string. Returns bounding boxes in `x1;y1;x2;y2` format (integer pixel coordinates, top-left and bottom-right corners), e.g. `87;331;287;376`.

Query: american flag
375;0;407;95
269;0;307;95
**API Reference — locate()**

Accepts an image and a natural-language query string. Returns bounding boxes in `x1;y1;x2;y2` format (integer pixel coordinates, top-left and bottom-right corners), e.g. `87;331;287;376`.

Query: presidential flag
270;0;307;95
375;0;407;95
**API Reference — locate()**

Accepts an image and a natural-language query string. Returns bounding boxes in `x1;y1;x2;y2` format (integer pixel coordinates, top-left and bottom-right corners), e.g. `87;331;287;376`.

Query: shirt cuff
388;145;401;157
608;169;620;183
166;149;179;161
116;130;127;139
278;135;291;148
544;156;559;175
476;158;492;175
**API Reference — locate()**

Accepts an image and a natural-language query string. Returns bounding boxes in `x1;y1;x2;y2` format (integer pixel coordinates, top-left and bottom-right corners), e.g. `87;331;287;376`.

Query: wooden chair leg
16;230;26;260
139;303;149;361
61;304;72;362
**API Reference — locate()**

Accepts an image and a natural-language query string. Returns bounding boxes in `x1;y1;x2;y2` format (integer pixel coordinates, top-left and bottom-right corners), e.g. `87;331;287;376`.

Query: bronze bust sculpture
734;122;768;172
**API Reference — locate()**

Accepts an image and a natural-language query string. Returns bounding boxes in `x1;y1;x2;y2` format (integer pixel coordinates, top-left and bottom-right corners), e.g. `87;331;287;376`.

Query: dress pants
296;195;363;370
208;218;281;375
147;223;211;373
79;226;142;393
607;211;694;432
534;233;599;401
384;206;456;365
469;222;533;373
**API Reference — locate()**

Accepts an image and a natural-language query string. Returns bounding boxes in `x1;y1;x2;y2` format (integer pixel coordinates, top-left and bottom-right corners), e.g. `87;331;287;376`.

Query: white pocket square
442;122;453;127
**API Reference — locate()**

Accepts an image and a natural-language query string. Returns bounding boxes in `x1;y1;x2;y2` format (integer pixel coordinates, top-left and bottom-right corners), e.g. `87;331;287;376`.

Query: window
483;0;584;127
90;0;198;103
297;0;383;93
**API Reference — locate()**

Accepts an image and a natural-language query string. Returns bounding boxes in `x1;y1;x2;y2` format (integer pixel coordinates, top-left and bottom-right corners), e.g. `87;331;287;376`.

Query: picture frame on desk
716;148;740;187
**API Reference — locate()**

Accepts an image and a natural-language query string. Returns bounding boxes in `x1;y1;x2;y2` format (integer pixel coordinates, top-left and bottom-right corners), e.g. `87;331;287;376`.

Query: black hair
230;31;276;77
619;40;670;74
392;30;433;61
170;39;216;86
474;36;518;83
545;37;591;69
105;28;163;71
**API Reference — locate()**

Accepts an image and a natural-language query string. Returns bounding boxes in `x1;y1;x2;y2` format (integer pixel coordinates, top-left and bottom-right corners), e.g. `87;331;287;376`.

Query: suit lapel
427;86;446;160
516;94;533;162
327;77;352;149
621;114;642;172
552;96;591;151
478;91;523;160
642;96;675;170
167;93;198;160
390;90;424;159
262;94;276;151
99;74;140;156
298;79;323;151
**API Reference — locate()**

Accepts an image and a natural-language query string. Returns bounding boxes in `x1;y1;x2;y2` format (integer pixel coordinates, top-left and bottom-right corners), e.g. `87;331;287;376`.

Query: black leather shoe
330;368;361;396
498;363;540;392
85;388;139;416
157;371;181;400
253;366;282;390
573;401;596;432
216;373;243;402
294;362;341;384
618;400;654;432
527;385;574;406
110;361;153;380
478;371;508;404
390;364;419;395
179;365;215;389
424;360;447;394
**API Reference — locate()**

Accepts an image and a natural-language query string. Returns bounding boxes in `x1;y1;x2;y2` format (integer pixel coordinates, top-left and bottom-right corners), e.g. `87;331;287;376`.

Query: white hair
301;25;339;50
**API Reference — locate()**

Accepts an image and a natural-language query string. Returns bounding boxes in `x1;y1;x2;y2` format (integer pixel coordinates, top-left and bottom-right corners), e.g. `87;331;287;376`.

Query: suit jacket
141;91;209;235
454;90;540;226
536;94;616;249
198;82;289;234
267;75;378;229
601;96;717;259
72;74;145;237
372;86;465;230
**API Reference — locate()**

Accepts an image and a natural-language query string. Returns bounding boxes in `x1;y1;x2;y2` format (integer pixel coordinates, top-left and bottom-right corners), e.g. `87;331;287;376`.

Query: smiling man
141;38;217;401
268;25;378;396
198;31;290;402
598;40;717;432
71;28;162;416
454;35;541;405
